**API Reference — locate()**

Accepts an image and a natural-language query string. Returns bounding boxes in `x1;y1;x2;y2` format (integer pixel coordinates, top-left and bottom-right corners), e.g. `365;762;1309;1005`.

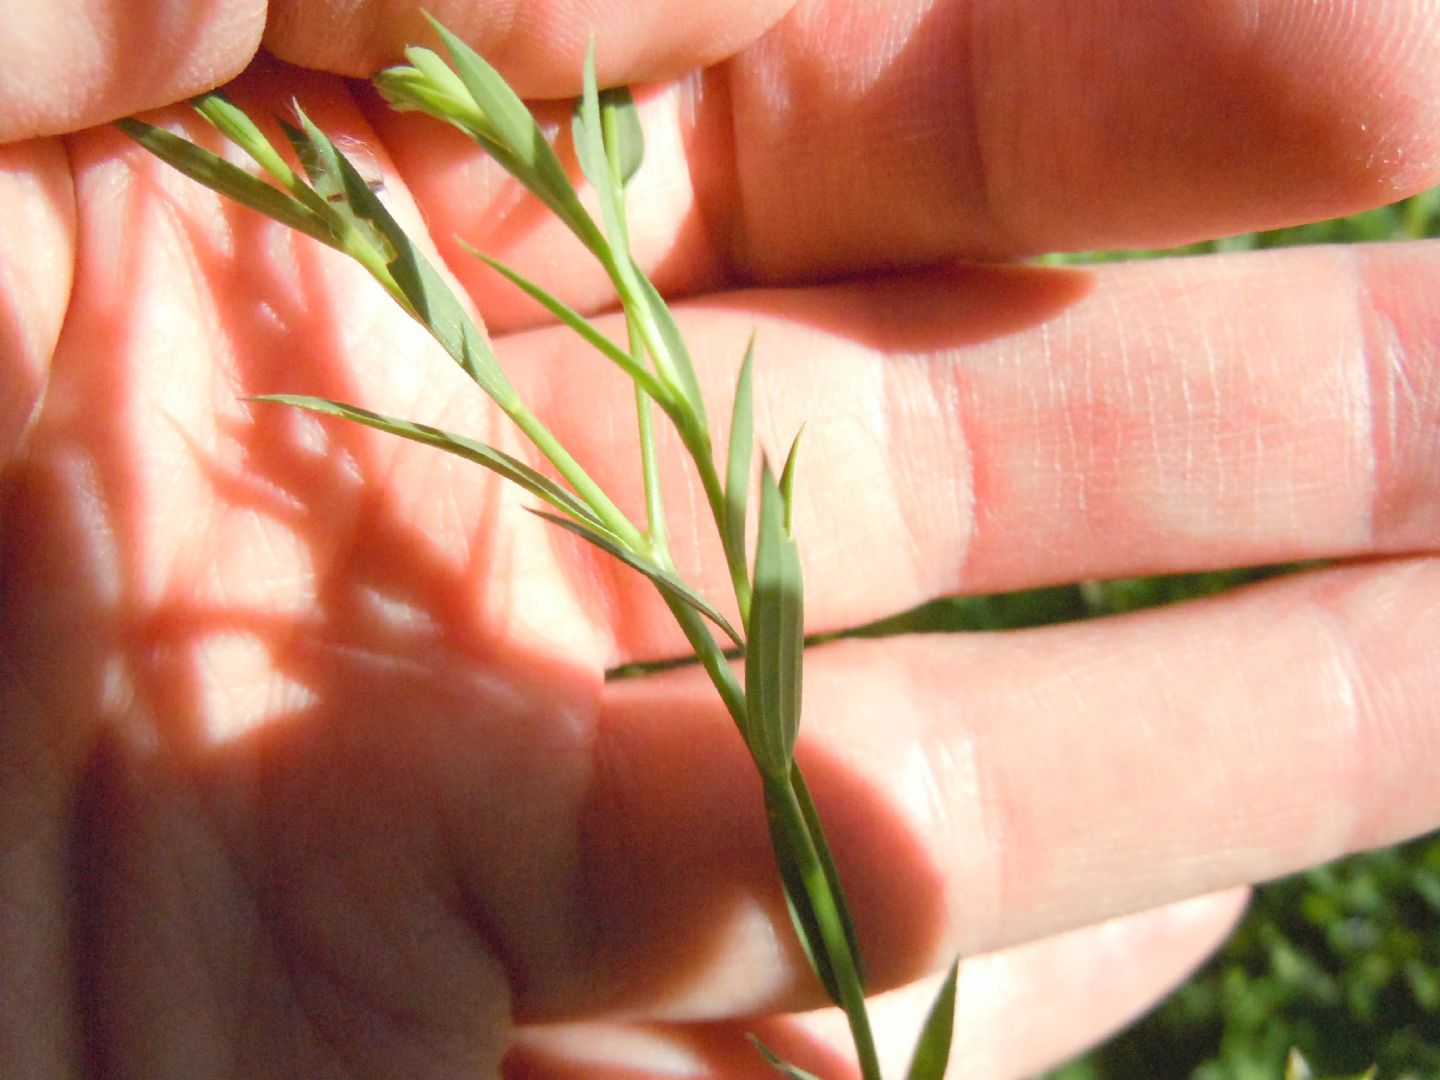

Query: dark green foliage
1039;185;1440;264
813;565;1300;640
1045;835;1440;1080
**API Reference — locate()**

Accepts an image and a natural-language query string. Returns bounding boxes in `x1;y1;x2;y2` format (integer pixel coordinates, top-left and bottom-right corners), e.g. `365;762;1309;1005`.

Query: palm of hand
5;11;1440;1078
2;61;958;1078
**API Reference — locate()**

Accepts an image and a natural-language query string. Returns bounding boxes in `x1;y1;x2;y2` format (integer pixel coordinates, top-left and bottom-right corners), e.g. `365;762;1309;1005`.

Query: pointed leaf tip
746;1035;825;1080
779;425;804;535
723;335;756;599
904;959;959;1080
746;461;804;776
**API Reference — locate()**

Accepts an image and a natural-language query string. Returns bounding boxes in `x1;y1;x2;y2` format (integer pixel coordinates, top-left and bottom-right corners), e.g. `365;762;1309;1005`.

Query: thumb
0;0;264;143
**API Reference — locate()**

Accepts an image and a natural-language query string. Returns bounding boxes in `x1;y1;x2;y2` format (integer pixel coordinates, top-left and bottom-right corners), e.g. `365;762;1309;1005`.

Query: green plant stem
669;593;879;1080
765;770;882;1080
632;323;668;551
123;46;938;1077
697;443;753;625
663;594;747;722
506;402;647;551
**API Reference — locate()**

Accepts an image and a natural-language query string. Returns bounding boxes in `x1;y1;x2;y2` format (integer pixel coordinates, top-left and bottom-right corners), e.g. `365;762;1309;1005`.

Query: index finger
0;0;264;143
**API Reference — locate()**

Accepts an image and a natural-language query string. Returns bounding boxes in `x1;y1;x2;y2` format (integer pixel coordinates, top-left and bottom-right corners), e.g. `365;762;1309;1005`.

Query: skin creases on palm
0;72;910;1073
0;83;650;1066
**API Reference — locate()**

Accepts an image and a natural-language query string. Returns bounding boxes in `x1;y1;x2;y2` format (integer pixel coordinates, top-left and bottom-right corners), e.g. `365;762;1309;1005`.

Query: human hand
4;3;1440;1077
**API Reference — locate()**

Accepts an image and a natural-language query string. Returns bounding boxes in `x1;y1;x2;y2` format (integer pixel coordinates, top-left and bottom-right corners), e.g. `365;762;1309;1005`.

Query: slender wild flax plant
119;20;960;1078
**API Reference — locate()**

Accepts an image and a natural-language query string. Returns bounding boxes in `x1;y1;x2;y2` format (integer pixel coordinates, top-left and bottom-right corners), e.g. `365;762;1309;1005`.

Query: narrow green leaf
423;18;601;253
279;113;396;268
462;243;671;406
746;1035;825;1080
115;118;334;245
191;96;331;227
764;769;879;1072
427;18;540;169
377;45;595;249
530;511;744;648
377;51;510;168
190;91;317;210
904;960;959;1080
572;40;630;257
779;426;803;535
746;461;803;776
790;764;867;990
724;336;755;613
763;777;843;1004
395;47;480;129
632;268;708;432
570;41;705;437
284;107;519;409
251;395;604;528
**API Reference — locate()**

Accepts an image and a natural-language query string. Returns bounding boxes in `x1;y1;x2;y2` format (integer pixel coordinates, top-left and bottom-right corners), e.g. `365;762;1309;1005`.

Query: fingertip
0;1;264;143
952;888;1251;1076
263;0;798;95
984;0;1440;253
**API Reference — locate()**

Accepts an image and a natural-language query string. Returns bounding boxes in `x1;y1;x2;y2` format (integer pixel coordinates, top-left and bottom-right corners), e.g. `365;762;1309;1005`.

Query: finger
497;242;1440;663
366;0;1440;317
263;0;796;93
557;558;1435;1020
717;0;1440;272
0;0;263;143
776;889;1248;1079
505;889;1246;1078
0;138;73;463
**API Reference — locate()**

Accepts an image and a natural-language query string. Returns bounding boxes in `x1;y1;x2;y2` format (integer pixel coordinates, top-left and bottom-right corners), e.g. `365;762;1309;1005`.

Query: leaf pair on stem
120;18;957;1078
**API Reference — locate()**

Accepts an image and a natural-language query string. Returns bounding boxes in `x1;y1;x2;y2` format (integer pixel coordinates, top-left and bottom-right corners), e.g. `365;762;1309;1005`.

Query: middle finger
502;242;1440;665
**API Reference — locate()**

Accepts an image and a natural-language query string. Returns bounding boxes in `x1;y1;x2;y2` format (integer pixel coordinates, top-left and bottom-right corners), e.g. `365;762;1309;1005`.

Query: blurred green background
924;194;1440;1079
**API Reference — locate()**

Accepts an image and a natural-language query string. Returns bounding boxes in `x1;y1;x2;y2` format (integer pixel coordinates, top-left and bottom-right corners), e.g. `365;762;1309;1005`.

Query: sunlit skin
4;2;1440;1077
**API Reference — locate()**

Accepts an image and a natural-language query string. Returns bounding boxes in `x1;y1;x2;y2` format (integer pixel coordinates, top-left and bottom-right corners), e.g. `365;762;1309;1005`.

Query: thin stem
633;320;668;553
766;772;883;1080
360;255;644;552
610;260;686;413
663;595;747;728
695;441;752;627
506;404;646;551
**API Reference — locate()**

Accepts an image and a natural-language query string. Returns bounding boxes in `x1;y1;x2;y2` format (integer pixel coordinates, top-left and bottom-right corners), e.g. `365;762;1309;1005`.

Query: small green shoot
724;337;757;620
